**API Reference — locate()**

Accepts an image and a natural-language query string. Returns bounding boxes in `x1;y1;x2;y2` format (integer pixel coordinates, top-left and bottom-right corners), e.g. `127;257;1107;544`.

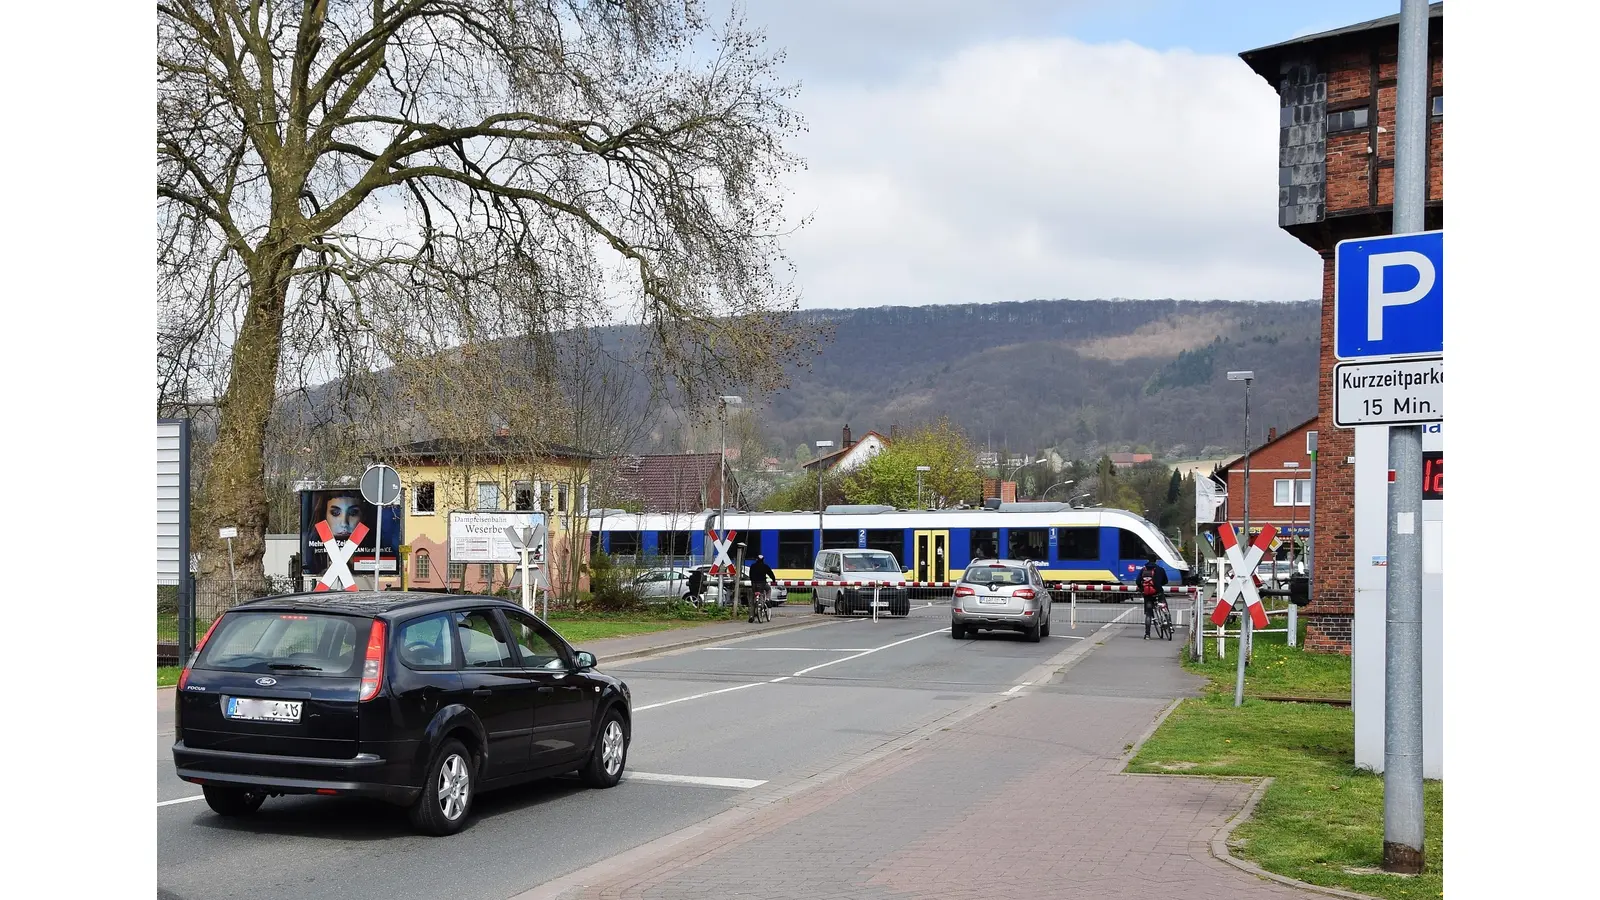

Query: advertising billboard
299;488;403;576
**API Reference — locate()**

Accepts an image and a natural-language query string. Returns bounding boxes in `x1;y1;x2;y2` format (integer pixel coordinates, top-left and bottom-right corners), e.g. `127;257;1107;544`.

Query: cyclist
748;554;777;623
1138;557;1168;640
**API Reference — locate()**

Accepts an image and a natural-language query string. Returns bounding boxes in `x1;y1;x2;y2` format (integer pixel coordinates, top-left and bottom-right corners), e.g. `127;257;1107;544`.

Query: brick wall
1309;252;1356;654
1221;419;1316;532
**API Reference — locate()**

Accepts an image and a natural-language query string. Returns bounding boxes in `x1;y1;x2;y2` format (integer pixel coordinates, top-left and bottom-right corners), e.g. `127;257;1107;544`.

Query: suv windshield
194;611;371;676
842;553;899;573
963;565;1031;586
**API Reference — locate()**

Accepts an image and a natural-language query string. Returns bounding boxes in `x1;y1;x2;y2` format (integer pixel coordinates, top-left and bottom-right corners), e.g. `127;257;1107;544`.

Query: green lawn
1129;628;1442;900
157;666;182;686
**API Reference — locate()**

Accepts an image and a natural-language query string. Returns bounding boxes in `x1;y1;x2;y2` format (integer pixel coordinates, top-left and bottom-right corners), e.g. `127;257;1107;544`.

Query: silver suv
951;559;1052;642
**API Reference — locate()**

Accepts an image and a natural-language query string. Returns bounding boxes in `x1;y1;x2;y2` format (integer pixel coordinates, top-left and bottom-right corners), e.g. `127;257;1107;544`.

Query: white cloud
779;35;1321;308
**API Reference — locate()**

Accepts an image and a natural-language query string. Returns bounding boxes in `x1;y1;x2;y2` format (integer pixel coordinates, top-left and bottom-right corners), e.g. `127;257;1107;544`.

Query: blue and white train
587;502;1190;586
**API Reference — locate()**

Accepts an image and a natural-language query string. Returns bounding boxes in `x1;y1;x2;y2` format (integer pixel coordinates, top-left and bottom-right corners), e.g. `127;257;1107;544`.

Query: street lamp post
916;465;931;508
1227;370;1254;707
716;395;742;609
814;439;834;551
1041;480;1076;500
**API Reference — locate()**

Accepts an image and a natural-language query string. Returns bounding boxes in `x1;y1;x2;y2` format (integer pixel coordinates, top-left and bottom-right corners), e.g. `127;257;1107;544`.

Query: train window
655;530;691;559
1057;528;1098;561
735;530;766;563
969;528;999;561
1118;529;1155;560
1008;528;1049;562
822;529;857;549
778;531;814;569
589;532;602;557
609;530;640;558
865;529;903;558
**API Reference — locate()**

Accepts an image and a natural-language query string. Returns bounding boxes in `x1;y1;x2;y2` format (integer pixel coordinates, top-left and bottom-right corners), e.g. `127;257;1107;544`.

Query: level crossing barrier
775;580;1201;630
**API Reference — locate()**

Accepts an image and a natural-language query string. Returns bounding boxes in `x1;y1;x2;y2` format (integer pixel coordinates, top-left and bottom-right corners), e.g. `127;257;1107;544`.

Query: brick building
1239;3;1443;653
1215;416;1317;545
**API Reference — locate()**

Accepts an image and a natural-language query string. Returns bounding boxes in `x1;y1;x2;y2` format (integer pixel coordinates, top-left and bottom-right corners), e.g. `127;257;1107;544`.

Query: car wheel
409;738;474;836
951;622;965;639
1027;622;1042;643
202;785;266;817
1041;617;1051;638
580;710;629;789
814;594;823;614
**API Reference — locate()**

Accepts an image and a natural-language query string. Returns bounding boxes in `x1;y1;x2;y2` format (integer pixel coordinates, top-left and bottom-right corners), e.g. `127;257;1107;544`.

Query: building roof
1240;2;1443;83
612;453;738;514
801;431;891;471
385;435;598;462
1216;415;1320;473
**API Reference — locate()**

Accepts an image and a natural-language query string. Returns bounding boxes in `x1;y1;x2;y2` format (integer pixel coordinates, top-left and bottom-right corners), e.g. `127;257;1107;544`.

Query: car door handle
472;689;492;697
537;686;555;694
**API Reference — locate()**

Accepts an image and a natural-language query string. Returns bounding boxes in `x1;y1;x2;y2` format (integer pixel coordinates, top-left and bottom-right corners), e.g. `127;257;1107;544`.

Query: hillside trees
843;417;983;508
158;0;808;592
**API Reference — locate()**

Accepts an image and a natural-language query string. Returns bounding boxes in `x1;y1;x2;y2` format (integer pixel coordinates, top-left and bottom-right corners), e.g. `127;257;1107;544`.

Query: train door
914;530;949;582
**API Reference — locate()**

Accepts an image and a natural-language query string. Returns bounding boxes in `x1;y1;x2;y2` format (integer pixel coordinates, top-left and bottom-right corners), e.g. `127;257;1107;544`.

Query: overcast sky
711;0;1410;309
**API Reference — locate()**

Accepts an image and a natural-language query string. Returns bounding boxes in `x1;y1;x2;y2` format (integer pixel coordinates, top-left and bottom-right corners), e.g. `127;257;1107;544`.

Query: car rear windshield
842;553;899;573
963;565;1031;586
194;611;372;677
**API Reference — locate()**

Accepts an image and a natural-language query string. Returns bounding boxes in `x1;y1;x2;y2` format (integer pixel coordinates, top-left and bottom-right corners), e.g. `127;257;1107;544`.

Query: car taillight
1015;588;1036;600
178;617;222;690
360;619;386;702
954;586;975;597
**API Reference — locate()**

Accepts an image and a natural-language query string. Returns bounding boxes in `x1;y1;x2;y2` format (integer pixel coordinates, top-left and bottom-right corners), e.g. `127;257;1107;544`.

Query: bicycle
749;586;771;624
1154;598;1174;641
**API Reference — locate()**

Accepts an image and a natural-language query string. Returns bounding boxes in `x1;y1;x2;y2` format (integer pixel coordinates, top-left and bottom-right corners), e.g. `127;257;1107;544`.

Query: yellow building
378;436;599;595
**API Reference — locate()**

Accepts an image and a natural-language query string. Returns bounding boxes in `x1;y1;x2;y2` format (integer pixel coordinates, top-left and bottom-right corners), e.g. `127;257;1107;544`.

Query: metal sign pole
374;500;382;591
226;535;239;607
520;540;532;611
1383;0;1429;874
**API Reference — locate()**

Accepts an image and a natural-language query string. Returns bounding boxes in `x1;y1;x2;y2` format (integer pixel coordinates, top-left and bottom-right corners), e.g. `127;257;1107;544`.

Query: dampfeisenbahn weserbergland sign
1333;355;1443;428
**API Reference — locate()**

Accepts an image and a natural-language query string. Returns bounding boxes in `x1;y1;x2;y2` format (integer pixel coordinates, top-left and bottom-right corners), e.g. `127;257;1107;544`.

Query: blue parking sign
1334;231;1443;360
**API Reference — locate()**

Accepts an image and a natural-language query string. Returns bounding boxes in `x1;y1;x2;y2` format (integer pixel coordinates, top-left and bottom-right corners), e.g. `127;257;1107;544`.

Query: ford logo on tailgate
255;676;277;686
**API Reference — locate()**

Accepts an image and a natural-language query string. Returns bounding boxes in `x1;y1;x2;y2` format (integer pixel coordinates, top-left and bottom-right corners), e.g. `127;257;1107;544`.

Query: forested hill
742;298;1320;461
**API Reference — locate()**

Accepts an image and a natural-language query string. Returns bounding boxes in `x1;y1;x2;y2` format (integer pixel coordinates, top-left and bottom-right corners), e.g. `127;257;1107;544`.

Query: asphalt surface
156;602;1135;900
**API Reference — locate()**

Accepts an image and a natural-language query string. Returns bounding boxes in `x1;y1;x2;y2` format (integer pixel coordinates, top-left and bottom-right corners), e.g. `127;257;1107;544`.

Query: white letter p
1368;250;1435;341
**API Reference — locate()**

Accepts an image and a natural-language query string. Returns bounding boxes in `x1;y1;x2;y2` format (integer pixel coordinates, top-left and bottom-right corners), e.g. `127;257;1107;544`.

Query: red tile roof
612;453;740;513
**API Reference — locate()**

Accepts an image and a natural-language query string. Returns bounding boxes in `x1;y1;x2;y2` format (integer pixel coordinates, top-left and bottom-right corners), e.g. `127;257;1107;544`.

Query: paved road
157;603;1130;900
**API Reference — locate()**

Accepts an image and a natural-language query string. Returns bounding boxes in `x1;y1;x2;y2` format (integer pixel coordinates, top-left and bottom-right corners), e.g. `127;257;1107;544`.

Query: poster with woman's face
299;489;402;576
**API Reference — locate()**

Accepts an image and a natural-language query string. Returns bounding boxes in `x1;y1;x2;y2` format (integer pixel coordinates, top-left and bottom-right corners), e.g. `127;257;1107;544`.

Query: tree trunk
197;248;296;606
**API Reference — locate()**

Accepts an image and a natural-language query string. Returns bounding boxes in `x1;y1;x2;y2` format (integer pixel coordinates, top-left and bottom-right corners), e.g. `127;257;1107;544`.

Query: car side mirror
574;650;597;670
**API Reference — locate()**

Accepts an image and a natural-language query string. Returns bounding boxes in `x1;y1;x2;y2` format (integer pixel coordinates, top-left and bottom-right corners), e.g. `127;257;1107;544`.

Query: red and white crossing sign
706;528;738;576
314;520;367;592
1211;522;1277;628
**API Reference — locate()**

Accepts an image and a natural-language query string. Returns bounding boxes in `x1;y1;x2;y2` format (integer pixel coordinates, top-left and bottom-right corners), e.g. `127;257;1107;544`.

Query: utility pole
716;396;742;610
1383;0;1429;875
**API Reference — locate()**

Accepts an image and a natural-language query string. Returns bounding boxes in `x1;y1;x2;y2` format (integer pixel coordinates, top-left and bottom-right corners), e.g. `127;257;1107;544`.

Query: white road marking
1004;681;1033;695
624;772;767;790
637;627;948;711
157;795;206;807
701;647;876;652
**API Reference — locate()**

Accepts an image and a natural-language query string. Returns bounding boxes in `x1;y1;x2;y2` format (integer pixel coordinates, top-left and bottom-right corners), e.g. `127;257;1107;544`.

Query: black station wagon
171;592;632;835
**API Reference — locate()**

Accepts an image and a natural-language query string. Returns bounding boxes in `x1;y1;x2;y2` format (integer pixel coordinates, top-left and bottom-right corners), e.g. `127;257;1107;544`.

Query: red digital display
1422;451;1443;500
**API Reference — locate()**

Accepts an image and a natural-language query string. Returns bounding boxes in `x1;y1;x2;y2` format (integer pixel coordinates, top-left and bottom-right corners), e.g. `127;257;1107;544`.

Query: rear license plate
978;598;1007;605
226;697;303;723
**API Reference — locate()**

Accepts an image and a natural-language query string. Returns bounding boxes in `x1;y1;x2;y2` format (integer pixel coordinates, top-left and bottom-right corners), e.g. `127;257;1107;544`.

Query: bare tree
159;0;809;592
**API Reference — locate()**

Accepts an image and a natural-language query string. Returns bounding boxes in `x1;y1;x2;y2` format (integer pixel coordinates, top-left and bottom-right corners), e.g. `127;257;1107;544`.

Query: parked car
171;591;632;836
628;567;700;603
689;564;789;606
951;559;1053;642
811;549;910;616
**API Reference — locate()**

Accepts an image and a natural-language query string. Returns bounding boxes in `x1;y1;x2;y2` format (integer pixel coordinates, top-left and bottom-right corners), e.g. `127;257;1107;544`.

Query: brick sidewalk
545;631;1320;900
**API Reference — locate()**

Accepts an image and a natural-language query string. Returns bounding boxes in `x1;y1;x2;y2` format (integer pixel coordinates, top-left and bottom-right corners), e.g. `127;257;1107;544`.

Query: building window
513;481;533;511
448;562;466;584
476;482;500;510
479;564;496;584
578;483;588;515
413;482;436;514
1431;95;1442;117
415;550;431;580
556;483;569;513
1327;106;1369;133
1274;478;1312;506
